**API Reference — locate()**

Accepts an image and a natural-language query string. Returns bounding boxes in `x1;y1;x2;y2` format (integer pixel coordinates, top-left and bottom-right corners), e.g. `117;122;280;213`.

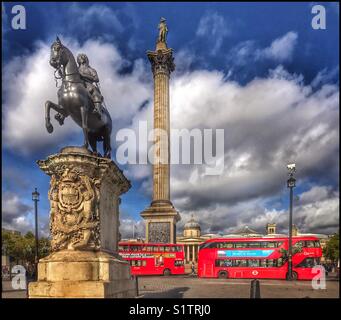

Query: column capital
147;48;175;77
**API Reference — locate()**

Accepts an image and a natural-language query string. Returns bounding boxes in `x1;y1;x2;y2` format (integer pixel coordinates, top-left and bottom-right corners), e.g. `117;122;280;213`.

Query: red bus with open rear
198;236;322;280
118;242;185;276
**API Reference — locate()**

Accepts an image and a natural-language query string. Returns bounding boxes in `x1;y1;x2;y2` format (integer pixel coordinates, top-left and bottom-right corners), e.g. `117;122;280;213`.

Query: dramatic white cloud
196;11;230;55
295;189;339;233
228;31;299;66
2;192;33;234
67;3;124;34
258;31;298;62
174;185;339;236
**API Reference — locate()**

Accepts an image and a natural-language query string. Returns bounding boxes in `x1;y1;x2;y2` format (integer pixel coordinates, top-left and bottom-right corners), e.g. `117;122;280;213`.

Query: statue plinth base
28;147;135;298
141;200;181;244
29;251;135;298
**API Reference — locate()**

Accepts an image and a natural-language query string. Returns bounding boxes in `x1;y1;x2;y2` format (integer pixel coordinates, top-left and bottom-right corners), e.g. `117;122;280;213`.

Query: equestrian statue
45;37;112;158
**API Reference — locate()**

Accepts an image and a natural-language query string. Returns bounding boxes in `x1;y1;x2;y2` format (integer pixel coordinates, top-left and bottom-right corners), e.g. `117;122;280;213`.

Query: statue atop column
158;17;168;43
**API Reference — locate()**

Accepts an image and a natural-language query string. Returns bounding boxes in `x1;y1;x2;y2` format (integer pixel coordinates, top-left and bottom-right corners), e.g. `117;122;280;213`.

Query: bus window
165;246;170;252
277;242;283;247
208;242;218;248
234;260;247;267
169;246;176;252
118;246;124;251
248;260;260;267
294;241;303;250
296;257;320;268
248;242;261;248
266;259;275;267
142;260;147;267
225;260;233;267
305;241;315;248
215;260;222;267
277;258;284;267
215;259;232;267
152;246;158;252
314;240;321;248
123;246;129;251
217;243;232;248
235;243;247;248
268;242;276;248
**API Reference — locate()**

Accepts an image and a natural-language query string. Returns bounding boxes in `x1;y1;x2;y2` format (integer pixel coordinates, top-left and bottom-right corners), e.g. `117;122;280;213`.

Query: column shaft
153;72;170;202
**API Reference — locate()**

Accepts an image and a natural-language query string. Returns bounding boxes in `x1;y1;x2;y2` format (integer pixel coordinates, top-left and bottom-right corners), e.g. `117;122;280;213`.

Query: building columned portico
176;215;211;263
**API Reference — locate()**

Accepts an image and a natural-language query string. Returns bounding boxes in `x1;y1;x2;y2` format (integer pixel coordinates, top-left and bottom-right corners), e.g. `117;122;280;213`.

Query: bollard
250;279;261;298
135;276;139;297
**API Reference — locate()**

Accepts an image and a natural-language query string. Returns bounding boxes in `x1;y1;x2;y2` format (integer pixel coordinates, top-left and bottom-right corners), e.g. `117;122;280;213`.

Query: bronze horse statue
45;37;112;158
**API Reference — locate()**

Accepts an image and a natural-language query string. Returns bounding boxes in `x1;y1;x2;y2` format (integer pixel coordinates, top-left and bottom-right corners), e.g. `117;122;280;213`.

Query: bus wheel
163;269;171;276
218;271;228;279
286;272;298;280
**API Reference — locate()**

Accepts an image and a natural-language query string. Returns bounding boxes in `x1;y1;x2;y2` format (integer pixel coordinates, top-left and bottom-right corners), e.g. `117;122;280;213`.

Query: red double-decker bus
198;236;322;280
118;242;185;276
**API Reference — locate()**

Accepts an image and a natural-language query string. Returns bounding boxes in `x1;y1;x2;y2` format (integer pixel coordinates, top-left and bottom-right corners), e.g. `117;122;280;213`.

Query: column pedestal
140;200;180;243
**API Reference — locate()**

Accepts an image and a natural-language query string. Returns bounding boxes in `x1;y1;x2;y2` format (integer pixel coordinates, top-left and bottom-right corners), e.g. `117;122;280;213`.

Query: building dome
183;215;201;237
184;217;201;231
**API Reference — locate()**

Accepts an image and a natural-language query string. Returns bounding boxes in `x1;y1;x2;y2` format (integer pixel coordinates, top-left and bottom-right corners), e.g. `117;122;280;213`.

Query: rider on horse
76;53;104;117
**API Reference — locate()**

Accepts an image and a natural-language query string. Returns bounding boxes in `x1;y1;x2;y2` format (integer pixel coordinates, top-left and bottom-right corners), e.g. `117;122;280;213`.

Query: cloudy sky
2;2;339;239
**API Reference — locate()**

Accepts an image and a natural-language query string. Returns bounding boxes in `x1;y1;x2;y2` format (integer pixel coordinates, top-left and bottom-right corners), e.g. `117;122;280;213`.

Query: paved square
137;275;339;298
2;275;339;298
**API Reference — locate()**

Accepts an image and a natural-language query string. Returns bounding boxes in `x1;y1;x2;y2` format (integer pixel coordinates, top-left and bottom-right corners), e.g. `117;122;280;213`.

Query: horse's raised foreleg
45;101;54;133
80;106;89;149
103;128;112;159
45;100;68;133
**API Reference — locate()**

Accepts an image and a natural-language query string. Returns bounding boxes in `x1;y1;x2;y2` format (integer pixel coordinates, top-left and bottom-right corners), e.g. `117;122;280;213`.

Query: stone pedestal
141;200;179;243
28;147;136;298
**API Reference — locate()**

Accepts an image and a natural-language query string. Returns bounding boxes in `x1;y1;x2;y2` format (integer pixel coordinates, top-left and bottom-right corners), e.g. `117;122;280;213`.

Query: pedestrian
191;261;196;275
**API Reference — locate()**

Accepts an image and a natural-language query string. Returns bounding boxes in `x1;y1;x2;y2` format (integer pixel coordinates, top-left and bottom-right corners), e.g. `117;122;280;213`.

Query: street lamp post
32;188;40;280
287;164;296;281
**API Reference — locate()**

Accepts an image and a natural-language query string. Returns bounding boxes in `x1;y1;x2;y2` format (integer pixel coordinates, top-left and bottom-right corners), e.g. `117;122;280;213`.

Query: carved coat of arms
48;167;100;251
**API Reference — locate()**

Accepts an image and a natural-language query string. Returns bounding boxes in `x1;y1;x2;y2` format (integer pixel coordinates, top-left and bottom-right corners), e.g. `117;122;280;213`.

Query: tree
323;233;339;263
2;230;51;266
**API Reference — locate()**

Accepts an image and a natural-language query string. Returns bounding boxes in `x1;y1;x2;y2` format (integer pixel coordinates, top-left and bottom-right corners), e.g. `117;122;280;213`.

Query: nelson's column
140;18;181;243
